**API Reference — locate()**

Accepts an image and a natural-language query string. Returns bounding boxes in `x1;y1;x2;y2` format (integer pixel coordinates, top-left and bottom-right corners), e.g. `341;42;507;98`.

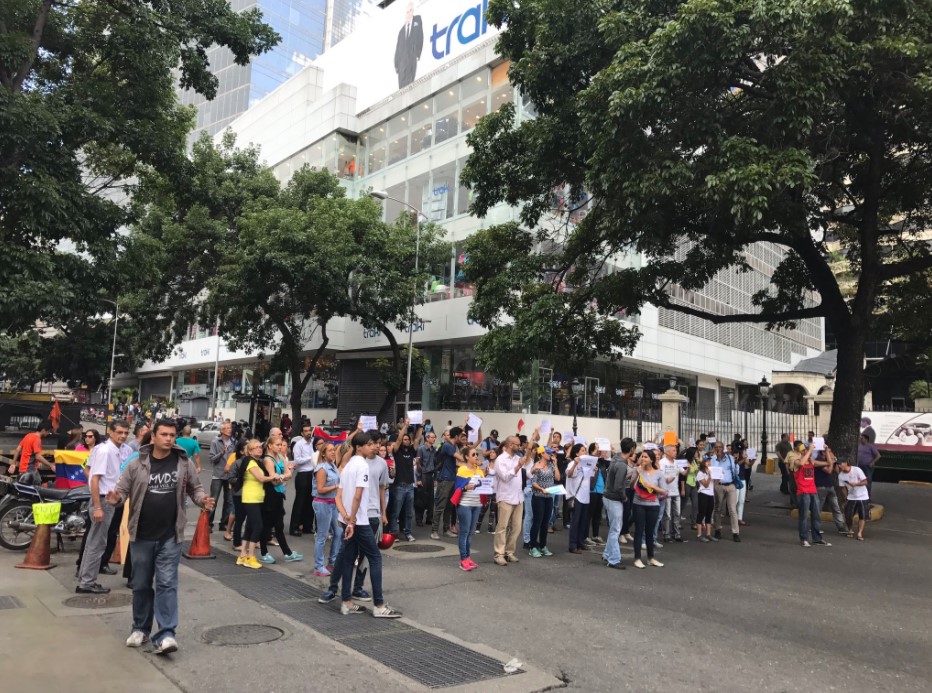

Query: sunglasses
84;434;94;439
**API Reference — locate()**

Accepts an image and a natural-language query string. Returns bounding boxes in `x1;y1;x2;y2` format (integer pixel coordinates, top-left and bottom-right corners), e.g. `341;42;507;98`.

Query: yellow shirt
242;460;265;504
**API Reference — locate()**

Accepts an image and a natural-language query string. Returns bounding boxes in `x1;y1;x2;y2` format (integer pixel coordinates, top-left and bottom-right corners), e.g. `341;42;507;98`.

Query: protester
477;446;498;533
695;457;715;542
175;425;201;473
734;448;752;528
786;441;831;548
107;420;215;654
259;437;302;563
527;443;560;558
837;458;870;541
492;436;525;566
589;448;608;545
208;422;235;532
290;424;318;537
414;430;437;526
775;433;793;499
237;439;280;569
602;438;635;569
76;429;101;452
709;441;741;543
389;419;422;542
431;426;465;539
224;439;249;549
660;444;686;543
632;450;666;568
454;445;486;570
8;420;54;476
814;443;847;535
312;443;342;576
682;445;701;527
565;443;590;554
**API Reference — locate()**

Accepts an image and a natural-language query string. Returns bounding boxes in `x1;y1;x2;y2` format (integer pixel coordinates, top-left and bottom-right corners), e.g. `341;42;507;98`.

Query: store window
409;99;433;156
460;70;489;131
430;162;456;220
365;126;386;174
336;132;358;179
387;113;408;166
384;181;406;222
407;171;430;216
433;88;460;145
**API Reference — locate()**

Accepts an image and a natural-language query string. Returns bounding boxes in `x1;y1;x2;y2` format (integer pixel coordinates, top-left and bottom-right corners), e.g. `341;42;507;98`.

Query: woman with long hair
312;443;342;577
75;429;101;452
454;445;486;571
258;437;302;563
695;457;714;542
565;443;590;554
632;449;667;569
528;444;560;558
238;439;280;569
224;438;249;548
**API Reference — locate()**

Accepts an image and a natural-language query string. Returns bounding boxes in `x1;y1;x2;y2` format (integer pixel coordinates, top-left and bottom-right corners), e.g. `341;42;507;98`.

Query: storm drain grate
184;546;518;688
64;593;133;609
202;624;284;646
0;596;24;610
392;544;445;553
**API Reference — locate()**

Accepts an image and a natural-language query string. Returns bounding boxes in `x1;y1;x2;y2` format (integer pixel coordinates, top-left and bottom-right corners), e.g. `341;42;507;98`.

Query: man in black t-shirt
108;420;213;655
389;418;422;541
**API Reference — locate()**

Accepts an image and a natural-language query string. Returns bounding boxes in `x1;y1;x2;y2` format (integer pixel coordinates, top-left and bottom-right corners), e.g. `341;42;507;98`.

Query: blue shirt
710;454;736;484
438;441;458;481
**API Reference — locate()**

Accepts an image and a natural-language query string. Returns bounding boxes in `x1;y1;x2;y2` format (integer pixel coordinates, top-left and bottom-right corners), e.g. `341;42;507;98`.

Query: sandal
846;531;854;538
223;534;233;542
857;536;864;541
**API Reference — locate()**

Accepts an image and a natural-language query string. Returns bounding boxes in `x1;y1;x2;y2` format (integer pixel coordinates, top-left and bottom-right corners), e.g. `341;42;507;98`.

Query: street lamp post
616;388;625;441
101;299;119;421
369;190;426;418
571;378;584;436
759;376;771;461
634;382;644;443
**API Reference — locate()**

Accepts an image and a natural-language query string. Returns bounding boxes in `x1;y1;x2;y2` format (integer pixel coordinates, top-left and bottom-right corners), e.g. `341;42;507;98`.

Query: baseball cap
536;446;546;454
545;447;555;454
491;429;499;437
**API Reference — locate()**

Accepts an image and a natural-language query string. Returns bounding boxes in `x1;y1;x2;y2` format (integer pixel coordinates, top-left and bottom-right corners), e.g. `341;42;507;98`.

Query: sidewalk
0;554;178;693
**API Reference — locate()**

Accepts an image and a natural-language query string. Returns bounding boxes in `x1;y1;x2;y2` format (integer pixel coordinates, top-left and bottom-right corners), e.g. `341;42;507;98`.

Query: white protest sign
476;477;495;494
580;455;598;470
595;437;611;452
575;436;587;447
359;415;378;431
644;442;658;451
467;413;483;432
561;431;574;444
467;429;479;443
544;484;567;496
710;466;724;480
746;447;757;460
540;419;552;436
708;437;717;444
407;410;423;425
813;437;825;451
675;459;689;470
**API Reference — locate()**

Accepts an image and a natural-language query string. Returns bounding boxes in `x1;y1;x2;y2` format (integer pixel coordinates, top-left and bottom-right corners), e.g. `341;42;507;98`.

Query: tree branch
299;320;329;392
11;0;53;92
662;301;826;325
878;255;932;281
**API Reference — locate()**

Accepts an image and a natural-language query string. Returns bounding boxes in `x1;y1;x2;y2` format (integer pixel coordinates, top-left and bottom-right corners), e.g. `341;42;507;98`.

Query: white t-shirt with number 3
339;455;371;526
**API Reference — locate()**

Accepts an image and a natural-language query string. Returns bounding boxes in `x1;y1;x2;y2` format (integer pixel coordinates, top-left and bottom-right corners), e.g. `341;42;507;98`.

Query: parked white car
190;420;223;450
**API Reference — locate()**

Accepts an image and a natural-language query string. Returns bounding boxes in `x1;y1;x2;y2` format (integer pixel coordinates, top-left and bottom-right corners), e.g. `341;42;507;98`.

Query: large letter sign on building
430;0;490;59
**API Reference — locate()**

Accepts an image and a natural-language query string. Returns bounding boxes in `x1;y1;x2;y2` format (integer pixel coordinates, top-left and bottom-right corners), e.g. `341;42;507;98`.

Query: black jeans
530;495;554;550
621;488;634;535
589;493;603;538
569;500;589;550
328;517;377;596
290;471;315;534
415;473;434;523
260;490;291;556
231;495;245;546
209;478;233;530
339;520;383;606
633;503;660;561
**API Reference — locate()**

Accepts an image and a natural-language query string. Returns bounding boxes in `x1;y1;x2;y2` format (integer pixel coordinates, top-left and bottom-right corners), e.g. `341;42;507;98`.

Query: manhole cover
392;544;444;553
64;593;133;609
202;624;285;646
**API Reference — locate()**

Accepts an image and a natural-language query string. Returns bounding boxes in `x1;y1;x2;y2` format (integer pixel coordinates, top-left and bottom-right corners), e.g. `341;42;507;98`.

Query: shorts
845;499;870;522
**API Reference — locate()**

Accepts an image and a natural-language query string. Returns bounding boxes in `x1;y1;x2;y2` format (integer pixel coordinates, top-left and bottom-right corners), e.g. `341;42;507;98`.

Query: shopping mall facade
131;0;825;437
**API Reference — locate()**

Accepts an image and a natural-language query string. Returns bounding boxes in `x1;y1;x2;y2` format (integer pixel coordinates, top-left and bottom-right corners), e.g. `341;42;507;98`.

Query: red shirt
794;463;817;495
18;432;44;473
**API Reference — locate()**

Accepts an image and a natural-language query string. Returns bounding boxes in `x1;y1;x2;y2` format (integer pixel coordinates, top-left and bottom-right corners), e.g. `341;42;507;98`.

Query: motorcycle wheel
0;502;35;550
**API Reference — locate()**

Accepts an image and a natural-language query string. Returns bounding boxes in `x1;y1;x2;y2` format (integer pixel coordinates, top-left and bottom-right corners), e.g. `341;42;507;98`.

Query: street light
634;382;644;443
571;378;585;436
369;190;426;417
759;376;771;461
100;299;119;421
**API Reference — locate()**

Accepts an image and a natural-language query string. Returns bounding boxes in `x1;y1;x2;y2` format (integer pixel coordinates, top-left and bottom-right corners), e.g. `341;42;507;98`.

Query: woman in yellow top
237;440;281;569
454;446;486;572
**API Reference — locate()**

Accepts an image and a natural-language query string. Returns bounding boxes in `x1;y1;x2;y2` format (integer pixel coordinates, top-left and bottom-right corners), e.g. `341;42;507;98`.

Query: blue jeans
522;486;533;543
602;498;624;565
390;484;415;535
130;537;182;646
797;492;823;542
340;522;384;606
312;501;343;571
569;500;589;550
456;504;481;559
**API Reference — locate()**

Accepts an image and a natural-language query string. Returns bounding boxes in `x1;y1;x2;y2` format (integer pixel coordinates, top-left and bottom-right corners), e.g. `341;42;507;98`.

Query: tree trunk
827;328;867;463
278;321;329;436
377;323;403;423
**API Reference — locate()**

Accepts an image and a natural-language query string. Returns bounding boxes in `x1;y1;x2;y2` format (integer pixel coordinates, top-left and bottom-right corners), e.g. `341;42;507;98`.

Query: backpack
231;456;251;492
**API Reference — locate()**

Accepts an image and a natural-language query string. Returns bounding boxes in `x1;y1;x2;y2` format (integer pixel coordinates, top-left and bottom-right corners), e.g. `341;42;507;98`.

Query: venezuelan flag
54;450;89;489
313;426;348;444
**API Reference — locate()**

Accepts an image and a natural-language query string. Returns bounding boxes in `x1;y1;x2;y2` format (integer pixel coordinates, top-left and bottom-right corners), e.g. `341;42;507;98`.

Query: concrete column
658;389;688;442
814;391;833;435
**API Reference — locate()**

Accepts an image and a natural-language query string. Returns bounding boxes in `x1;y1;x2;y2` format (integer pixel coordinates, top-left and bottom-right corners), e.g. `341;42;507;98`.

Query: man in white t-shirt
837;459;870;541
334;431;401;619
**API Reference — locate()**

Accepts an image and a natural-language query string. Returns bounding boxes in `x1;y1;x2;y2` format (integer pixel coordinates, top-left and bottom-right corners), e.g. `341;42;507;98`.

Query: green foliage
0;331;43;389
0;0;279;329
374;346;429;395
908;379;932;400
465;0;932;455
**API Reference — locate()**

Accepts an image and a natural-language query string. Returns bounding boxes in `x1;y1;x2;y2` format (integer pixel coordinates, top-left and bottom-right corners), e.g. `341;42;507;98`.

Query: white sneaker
154;636;178;655
619;535;628;545
373;604;402;619
624;534;634;542
654;541;664;549
126;631;148;648
800;540;812;548
633;559;646;569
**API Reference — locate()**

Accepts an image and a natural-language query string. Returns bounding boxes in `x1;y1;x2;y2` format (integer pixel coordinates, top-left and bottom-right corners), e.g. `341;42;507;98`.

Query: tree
0;331;43;391
0;0;279;330
127;134;447;427
462;0;932;460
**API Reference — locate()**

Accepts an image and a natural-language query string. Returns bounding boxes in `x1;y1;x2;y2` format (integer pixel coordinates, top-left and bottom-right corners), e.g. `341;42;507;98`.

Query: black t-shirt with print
136;451;179;542
394;445;416;484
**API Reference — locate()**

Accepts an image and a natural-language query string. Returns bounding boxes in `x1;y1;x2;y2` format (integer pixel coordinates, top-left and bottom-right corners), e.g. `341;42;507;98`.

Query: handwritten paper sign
476;477;495;494
675;459;689;470
407;410;423;425
467;429;479;444
710;466;724;480
580;455;598;470
688;437;696;447
746;447;757;460
467;413;483;432
540;419;552;436
813;437;825;451
595;437;611;452
708;437;717;444
575;436;587;448
359;416;377;431
562;431;574;445
663;431;678;446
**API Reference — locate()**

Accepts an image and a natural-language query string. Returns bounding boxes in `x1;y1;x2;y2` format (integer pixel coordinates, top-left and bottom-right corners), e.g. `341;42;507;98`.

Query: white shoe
619;535;628;545
126;631;148;648
154;636;178;655
648;558;664;567
633;559;646;569
624;534;634;542
373;605;402;619
654;541;664;549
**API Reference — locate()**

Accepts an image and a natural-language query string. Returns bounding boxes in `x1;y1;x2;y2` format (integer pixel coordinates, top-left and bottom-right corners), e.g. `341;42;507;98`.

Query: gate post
814;390;833;436
658;389;688;444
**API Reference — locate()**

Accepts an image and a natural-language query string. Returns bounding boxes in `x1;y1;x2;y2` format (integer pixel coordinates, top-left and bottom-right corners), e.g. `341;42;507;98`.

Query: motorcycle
0;474;90;551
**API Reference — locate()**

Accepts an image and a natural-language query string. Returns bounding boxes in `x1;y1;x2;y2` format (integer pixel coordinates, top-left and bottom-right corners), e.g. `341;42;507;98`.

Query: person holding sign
709;441;741;543
453;446;486;571
631;450;667;569
660;445;686;543
565;444;591;554
528;445;561;558
694;457;715;542
389;419;422;542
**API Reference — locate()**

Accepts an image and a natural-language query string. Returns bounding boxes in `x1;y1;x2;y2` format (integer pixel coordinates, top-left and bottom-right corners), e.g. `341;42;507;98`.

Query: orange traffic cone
16;525;56;571
183;510;216;560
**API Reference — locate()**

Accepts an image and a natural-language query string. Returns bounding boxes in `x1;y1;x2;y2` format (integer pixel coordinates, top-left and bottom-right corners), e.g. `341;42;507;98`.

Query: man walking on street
208;422;234;532
710;441;741;543
491;436;524;566
290;424;317;536
107;420;215;654
431;426;465;539
76;421;129;594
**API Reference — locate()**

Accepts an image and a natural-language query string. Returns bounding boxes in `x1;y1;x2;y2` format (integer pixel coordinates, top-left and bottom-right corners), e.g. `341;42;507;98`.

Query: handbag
732;459;745;490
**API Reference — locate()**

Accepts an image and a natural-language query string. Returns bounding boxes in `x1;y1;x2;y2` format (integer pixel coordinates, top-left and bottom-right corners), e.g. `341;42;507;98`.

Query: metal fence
679;405;819;459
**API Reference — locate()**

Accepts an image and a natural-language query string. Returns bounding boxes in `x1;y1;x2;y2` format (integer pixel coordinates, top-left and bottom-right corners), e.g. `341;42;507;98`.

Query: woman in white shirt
695;457;715;542
565;443;590;554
